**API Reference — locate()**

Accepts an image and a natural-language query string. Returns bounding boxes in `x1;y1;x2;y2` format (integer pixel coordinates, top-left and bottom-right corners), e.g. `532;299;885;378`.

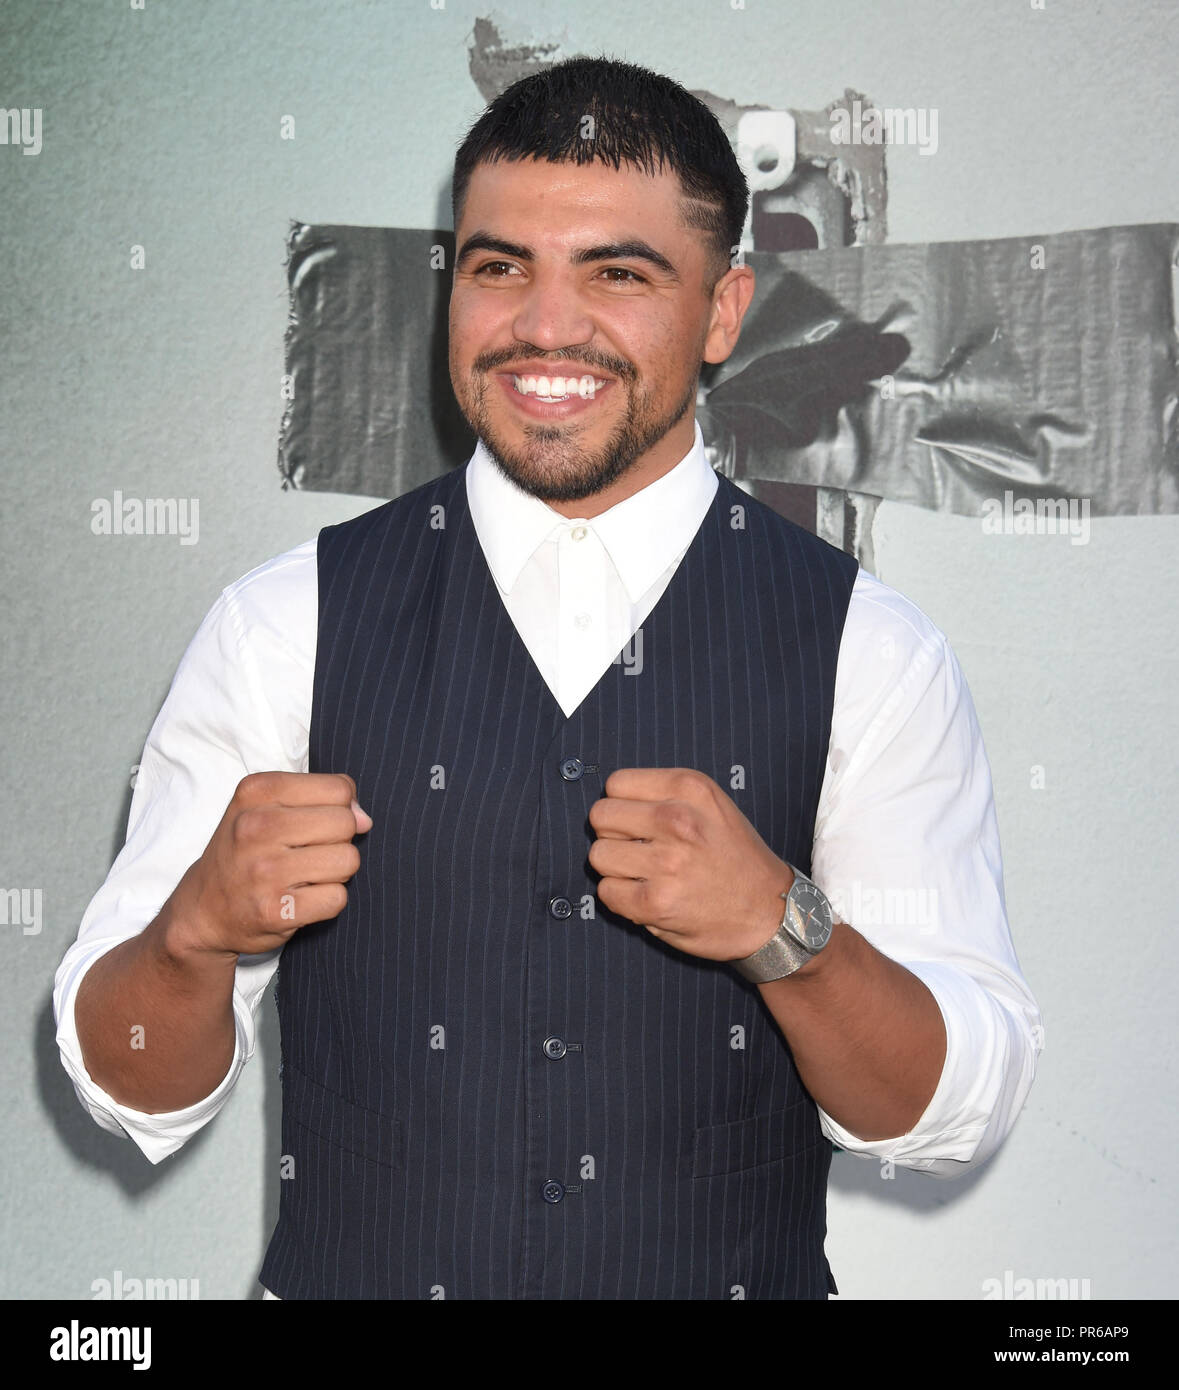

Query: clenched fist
172;770;371;958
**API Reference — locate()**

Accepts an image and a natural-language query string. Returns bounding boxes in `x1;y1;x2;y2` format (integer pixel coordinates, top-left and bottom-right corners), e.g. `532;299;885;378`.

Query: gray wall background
2;0;1175;1299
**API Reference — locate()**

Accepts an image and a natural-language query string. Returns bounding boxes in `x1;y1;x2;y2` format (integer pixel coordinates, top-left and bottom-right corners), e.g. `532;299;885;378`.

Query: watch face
786;879;834;951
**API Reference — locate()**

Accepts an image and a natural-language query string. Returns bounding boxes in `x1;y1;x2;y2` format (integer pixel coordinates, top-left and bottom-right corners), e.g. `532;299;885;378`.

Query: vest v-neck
452;464;728;726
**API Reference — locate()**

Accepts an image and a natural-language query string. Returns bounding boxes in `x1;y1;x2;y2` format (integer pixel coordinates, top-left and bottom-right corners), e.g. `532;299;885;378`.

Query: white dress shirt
54;418;1042;1194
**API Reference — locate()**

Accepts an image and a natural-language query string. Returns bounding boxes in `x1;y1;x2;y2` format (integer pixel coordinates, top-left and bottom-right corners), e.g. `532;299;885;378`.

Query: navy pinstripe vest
259;459;858;1300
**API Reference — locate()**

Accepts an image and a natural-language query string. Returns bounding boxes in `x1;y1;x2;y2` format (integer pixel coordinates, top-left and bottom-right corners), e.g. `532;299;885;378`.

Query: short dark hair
452;55;749;295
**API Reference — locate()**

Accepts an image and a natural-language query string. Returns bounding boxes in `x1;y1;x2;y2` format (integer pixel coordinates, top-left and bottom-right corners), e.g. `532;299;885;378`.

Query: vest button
559;756;585;781
548;896;573;919
541;1180;565;1204
542;1035;567;1059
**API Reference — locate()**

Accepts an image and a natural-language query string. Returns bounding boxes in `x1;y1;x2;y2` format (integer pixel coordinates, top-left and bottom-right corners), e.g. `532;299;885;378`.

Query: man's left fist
587;767;793;962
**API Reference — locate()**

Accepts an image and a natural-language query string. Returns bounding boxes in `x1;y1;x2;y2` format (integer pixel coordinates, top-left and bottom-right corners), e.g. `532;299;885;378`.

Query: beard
452;364;699;505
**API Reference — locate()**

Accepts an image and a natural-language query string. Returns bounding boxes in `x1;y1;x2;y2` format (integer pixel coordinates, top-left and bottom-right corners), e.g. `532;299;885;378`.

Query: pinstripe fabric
258;462;858;1300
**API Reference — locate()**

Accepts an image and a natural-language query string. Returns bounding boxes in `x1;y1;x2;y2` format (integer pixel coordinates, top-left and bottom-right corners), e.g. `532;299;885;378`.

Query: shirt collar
465;417;717;604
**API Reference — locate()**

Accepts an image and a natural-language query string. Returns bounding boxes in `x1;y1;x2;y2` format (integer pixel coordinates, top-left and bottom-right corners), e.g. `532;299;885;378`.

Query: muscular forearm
74;867;239;1115
757;919;947;1141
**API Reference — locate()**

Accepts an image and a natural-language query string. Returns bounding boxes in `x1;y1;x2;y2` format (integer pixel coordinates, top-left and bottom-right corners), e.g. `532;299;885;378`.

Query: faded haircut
452;55;749;295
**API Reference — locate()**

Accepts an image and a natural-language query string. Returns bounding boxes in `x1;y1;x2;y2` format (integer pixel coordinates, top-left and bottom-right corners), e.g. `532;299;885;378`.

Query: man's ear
703;264;756;366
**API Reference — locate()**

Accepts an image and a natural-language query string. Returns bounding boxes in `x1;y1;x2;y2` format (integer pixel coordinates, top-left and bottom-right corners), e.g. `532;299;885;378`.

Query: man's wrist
728;861;795;961
730;862;842;982
152;878;239;974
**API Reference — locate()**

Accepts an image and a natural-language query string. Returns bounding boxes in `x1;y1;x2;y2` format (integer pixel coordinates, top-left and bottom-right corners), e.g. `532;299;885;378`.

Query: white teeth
511;372;607;401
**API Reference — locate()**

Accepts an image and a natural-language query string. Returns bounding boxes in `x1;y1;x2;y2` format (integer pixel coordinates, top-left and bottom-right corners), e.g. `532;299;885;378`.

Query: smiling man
449;156;728;512
55;56;1041;1301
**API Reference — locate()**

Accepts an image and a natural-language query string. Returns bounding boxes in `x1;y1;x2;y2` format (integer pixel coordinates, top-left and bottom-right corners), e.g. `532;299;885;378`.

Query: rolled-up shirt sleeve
809;569;1042;1177
53;541;317;1164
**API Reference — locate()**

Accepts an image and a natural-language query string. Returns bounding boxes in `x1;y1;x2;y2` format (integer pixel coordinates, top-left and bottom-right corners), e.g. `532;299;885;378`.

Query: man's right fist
170;771;372;959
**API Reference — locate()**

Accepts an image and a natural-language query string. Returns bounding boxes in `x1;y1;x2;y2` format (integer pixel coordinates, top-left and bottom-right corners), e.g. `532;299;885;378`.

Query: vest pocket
691;1096;821;1179
282;1060;403;1170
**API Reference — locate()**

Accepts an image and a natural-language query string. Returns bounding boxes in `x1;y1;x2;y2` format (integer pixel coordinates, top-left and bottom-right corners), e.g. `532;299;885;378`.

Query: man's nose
511;273;595;349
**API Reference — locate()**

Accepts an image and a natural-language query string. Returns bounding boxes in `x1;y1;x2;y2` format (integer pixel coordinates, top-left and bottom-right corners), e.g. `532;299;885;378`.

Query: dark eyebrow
574;241;680;279
455;231;680;280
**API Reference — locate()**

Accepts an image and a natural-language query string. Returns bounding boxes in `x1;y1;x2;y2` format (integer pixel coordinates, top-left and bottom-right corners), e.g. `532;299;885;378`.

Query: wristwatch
732;865;836;982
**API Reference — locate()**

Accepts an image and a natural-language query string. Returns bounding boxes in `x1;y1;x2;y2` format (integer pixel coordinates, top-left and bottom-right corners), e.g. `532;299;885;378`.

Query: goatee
461;372;698;505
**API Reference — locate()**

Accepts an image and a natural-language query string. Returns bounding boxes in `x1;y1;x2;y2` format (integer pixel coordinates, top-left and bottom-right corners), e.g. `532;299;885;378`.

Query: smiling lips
497;370;615;417
509;372;611;401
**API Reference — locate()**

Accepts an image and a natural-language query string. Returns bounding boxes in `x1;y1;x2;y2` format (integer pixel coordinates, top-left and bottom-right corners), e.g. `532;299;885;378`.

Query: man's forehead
458;156;698;257
464;154;684;211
